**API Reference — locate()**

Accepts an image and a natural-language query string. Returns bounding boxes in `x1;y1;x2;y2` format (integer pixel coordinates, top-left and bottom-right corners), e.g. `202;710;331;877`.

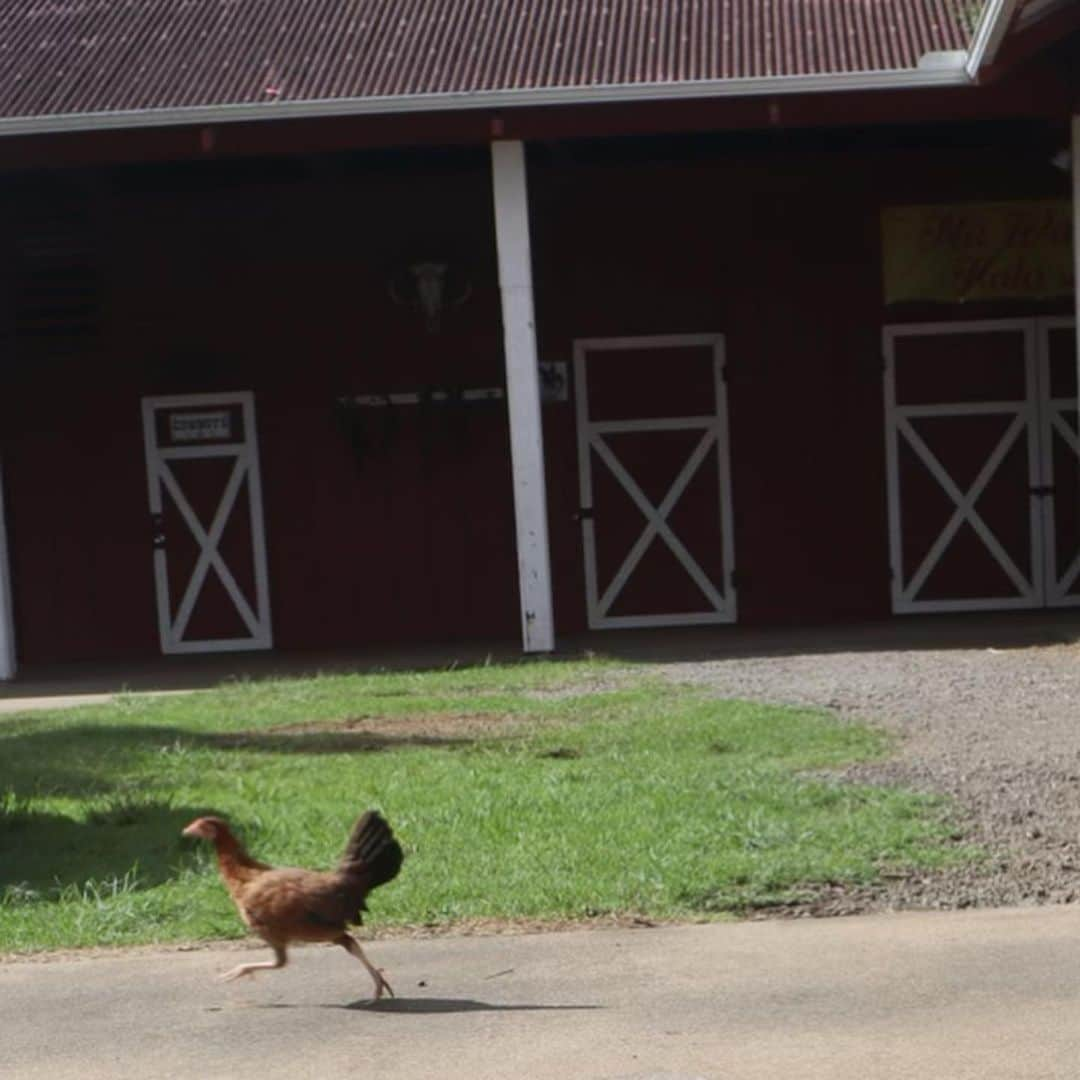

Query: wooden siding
0;120;1073;662
529;125;1074;626
0;150;520;662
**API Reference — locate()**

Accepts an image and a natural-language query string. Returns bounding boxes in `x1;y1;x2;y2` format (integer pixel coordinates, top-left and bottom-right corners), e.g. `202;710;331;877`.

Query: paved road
4;906;1080;1079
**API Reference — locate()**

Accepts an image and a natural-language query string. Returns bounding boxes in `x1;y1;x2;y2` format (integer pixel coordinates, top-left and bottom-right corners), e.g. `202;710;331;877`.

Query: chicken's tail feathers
339;810;404;892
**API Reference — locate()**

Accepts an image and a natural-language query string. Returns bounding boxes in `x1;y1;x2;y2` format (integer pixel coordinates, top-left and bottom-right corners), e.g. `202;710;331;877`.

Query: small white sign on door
170;410;232;443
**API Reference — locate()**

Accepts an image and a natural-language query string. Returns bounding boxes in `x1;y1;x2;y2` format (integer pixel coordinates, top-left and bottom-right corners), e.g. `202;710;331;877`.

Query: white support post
0;460;16;679
491;139;555;653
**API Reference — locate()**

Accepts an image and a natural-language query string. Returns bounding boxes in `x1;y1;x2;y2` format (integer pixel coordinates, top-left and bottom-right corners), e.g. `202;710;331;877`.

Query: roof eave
0;61;973;140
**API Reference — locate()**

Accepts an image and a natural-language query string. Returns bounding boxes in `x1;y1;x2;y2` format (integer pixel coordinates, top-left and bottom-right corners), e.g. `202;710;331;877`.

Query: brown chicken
181;810;403;998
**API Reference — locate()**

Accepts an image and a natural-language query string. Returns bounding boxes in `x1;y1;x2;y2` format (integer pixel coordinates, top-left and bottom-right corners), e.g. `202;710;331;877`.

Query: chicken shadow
241;997;602;1014
349;997;602;1014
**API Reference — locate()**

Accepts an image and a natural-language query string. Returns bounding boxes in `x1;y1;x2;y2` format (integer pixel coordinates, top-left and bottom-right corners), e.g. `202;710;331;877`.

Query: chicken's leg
337;933;393;1000
220;944;287;982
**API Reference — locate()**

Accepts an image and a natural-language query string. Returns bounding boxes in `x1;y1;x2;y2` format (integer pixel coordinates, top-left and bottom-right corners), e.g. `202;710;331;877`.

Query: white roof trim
965;0;1023;79
0;59;972;140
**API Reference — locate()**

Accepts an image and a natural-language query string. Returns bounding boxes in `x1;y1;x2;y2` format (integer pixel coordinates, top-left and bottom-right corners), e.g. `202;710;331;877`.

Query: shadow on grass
209;729;478;754
0;723;480;799
0;715;491;900
0;798;205;897
0;720;479;900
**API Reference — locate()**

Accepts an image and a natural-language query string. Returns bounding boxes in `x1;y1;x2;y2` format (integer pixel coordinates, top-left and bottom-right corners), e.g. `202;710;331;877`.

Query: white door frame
884;317;1077;614
141;391;273;653
1037;315;1080;607
574;333;737;628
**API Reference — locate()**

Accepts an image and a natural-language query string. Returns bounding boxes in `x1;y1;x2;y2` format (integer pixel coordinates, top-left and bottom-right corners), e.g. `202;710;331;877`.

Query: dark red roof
0;1;975;122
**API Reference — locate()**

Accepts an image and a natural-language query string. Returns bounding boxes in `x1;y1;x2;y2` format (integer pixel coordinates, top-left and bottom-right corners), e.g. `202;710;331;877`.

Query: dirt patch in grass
214;712;537;753
293;708;520;734
276;712;526;739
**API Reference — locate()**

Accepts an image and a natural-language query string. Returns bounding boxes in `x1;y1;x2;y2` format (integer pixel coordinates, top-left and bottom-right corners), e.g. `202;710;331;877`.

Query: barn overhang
0;0;1044;143
0;3;1076;675
0;0;1074;171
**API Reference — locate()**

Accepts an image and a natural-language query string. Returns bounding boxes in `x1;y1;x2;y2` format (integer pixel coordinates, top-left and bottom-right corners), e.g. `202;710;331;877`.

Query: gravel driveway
641;616;1080;914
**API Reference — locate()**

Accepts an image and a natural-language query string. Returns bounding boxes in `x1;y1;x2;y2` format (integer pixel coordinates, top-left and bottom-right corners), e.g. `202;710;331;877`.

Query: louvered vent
12;185;99;359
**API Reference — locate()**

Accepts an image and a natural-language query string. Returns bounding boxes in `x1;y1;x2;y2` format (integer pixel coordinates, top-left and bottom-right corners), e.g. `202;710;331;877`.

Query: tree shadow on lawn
0;723;480;800
0;721;483;899
0;799;206;898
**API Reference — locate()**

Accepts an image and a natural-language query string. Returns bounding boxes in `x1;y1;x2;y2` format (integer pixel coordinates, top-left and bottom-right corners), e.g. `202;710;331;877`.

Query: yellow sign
882;200;1073;304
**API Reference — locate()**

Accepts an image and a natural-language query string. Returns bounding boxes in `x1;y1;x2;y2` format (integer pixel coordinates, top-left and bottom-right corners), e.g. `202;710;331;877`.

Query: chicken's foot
220;945;287;982
337;933;394;1001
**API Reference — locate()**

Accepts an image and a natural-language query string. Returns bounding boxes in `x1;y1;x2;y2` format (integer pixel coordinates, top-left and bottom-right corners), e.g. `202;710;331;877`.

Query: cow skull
389;261;472;334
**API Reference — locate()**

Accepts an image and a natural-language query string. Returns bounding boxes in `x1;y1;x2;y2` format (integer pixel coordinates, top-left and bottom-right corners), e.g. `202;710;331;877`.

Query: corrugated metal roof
0;1;977;120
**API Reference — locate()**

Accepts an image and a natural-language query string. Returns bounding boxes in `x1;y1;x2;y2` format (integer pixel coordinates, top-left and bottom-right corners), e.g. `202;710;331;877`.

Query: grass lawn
0;660;973;953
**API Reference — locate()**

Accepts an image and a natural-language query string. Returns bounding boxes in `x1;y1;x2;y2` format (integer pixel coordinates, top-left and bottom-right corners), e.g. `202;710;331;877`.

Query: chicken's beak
181;822;205;839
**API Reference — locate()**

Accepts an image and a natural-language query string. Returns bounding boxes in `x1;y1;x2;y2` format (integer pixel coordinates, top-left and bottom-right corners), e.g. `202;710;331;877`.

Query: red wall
0;123;1073;663
1;151;521;662
528;129;1074;627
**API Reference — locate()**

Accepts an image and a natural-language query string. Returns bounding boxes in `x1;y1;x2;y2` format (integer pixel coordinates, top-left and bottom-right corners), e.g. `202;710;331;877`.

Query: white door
1037;317;1080;607
141;391;273;653
574;333;737;628
883;318;1078;613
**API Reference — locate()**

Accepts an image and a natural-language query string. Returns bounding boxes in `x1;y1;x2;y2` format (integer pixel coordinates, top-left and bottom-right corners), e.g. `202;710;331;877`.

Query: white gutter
0;58;972;140
965;0;1023;79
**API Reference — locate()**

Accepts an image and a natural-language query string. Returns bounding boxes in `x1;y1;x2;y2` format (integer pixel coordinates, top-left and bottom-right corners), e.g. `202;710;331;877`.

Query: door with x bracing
574;334;737;628
141;391;273;653
884;318;1079;613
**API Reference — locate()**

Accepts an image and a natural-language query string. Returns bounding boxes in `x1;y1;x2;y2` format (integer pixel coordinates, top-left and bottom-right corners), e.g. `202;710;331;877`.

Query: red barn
0;0;1077;675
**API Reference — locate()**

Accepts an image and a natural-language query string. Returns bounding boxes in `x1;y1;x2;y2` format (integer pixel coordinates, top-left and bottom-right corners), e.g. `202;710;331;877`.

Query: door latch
151;514;166;549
